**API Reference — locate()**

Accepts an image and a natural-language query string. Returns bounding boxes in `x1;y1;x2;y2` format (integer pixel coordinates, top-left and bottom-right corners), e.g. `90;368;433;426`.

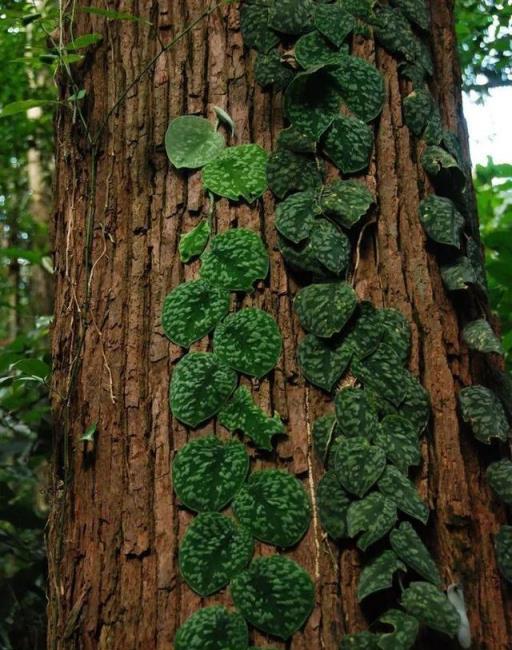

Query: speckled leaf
277;126;317;154
495;525;512;583
284;67;342;140
275;190;319;244
486;459;512;505
379;308;411;364
214;308;282;378
467;236;488;292
333;437;386;497
329;55;385;123
179;219;211;263
200;228;269;292
170;352;237;427
352;343;409;406
172;435;249;512
418;194;464;248
312;413;341;466
334;387;379;440
322;114;374;174
161;280;230;348
218;386;285;451
403;88;433;136
319;179;374;229
268;0;314;35
240;2;279;53
345;302;385;361
440;256;477;291
267;148;324;199
314;3;356;46
423;104;444;144
316;470;351;540
294;32;342;68
165;115;225;169
462;320;504;355
421;145;466;191
373;7;426;67
202;144;268;202
233;469;311;547
442;130;465;167
401;582;460;637
347;492;398;551
278;234;328;276
378;609;419;650
390;521;441;585
298;334;352;392
342;0;375;19
378;465;429;524
398;373;430;434
294;282;357;337
310;219;351;274
357;550;406;601
255;49;294;90
375;415;421;473
390;0;429;28
231;556;314;639
458;384;509;443
174;606;248;650
340;632;380;649
179;513;253;596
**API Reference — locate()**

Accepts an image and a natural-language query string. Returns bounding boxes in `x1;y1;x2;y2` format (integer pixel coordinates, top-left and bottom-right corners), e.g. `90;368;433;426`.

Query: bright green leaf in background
165;115;225;169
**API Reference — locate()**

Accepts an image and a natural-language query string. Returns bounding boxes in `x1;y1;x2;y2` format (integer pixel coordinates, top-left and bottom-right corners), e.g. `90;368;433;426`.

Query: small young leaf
179;219;211;263
458;385;509;444
298;334;352;392
81;423;97;442
174;606;248;650
390;521;442;586
418;194;464;248
66;32;103;50
378;465;429;524
334;387;379;440
275;190;319;244
294;282;357;338
357;550;406;602
347;492;398;551
213;105;235;136
165;115;225;169
486;459;512;505
202;144;268;202
401;582;460;637
322;114;374;174
374;414;421;473
462;320;503;355
377;609;420;650
316;470;351;540
333;437;386;497
319;179;374;229
267;148;324;199
495;525;512;583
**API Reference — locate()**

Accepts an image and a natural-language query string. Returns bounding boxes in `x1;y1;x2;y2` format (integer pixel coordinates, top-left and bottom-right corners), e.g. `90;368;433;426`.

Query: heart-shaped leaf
319;179;374;229
267;148;324;198
421;145;466;191
347;492;398;551
374;414;421;473
200;228;269;292
373;6;427;68
486;459;512;505
377;465;429;524
165;115;225;169
240;2;279;53
397;373;430;435
316;469;351;540
495;525;512;583
179;513;253;596
344;302;385;361
277;126;317;154
170;352;237;427
377;609;420;650
179;219;211;263
202;144;268;202
174;606;248;650
278;234;329;276
312;413;341;466
314;3;356;46
418;194;464;248
403;88;433;136
310;218;351;274
440;256;478;291
401;582;460;637
462;319;503;355
357;550;406;602
322;114;374;174
298;333;352;392
275;190;319;244
340;632;379;649
172;435;249;512
379;308;411;363
233;469;311;547
268;0;315;35
294;282;357;338
352;343;409;406
334;387;379;440
333;437;386;497
231;556;314;639
458;384;509;443
214;308;282;378
390;0;429;29
255;49;294;89
218;386;285;451
162;280;230;348
294;32;343;68
390;521;442;586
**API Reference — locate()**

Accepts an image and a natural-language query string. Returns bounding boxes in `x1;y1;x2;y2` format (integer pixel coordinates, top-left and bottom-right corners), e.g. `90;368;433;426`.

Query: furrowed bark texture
48;1;512;648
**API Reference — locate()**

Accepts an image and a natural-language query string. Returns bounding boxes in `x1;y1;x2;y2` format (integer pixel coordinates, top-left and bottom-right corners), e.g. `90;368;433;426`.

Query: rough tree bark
48;1;512;649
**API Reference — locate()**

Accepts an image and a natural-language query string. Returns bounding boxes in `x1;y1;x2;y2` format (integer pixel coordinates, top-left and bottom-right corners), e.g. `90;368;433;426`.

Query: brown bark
48;1;512;649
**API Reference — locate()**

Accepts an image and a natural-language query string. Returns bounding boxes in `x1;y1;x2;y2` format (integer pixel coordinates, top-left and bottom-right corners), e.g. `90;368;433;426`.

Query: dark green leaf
174;606;248;650
486;459;512;505
421;145;466;191
255;50;294;89
267;148;324;199
357;550;406;601
275;190;319;244
294;32;343;68
440;256;478;291
314;3;356;46
310;219;351;274
333;437;386;497
418;194;465;248
378;465;429;524
319;179;374;229
316;470;351;539
401;582;460;637
458;384;509;443
403;88;433;136
379;308;411;363
345;302;385;361
179;219;211;263
322;114;374;174
374;415;421;473
277;126;317;154
334;387;379;440
377;609;420;650
312;413;341;466
268;0;315;35
390;0;429;30
390;521;442;586
298;334;352;392
352;344;409;406
495;525;512;583
202;144;268;202
240;3;279;53
347;492;398;551
397;373;430;435
294;282;357;337
165;115;225;169
462;320;504;355
340;632;380;649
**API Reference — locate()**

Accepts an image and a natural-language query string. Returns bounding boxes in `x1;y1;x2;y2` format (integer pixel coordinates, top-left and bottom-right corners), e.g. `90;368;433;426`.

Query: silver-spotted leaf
255;49;294;90
278;234;329;276
294;32;343;68
314;3;356;46
342;0;374;18
179;513;253;596
486;459;512;505
298;334;352;392
390;0;429;29
351;343;409;406
165;115;225;169
174;606;248;650
347;492;398;551
231;556;314;639
357;550;406;602
375;414;421;473
418;194;464;248
294;282;357;338
334;387;379;440
322;114;374;174
310;218;351;274
162;280;230;348
403;88;433;136
312;413;341;466
233;469;311;547
377;609;420;650
440;256;478;291
467;236;488;292
202;144;268;202
458;384;509;443
240;2;279;53
218;386;285;451
340;632;380;649
213;308;282;378
345;302;385;361
495;525;512;583
172;435;249;512
390;521;442;585
397;373;430;435
179;219;211;263
316;470;351;539
277;126;317;154
170;352;237;427
421;145;466;191
275;190;319;244
373;7;426;67
423;104;444;145
379;308;411;364
401;582;460;637
462;319;503;355
268;0;314;35
267;148;324;198
333;437;386;497
319;179;374;229
378;465;429;524
200;228;269;292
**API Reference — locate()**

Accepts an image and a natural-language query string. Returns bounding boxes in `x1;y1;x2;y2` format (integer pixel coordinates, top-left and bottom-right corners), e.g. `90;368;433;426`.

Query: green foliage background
0;0;509;647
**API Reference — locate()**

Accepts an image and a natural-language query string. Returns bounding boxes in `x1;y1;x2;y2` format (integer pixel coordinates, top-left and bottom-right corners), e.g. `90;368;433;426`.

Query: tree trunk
47;1;512;649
